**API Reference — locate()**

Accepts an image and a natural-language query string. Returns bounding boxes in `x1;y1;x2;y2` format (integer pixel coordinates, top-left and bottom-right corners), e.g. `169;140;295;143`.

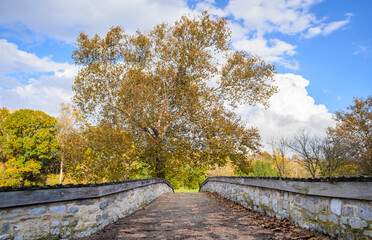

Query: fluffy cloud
0;40;77;115
223;0;352;68
0;0;191;42
233;37;299;69
237;73;335;150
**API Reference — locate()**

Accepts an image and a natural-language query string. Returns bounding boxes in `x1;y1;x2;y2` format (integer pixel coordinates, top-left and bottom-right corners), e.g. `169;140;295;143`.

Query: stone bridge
0;177;371;239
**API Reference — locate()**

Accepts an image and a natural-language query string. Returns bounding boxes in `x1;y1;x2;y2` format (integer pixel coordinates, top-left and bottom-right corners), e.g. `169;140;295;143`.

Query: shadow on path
82;192;330;240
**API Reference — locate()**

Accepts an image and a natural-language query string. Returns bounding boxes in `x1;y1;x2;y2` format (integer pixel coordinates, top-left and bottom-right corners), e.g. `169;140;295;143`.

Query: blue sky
0;0;371;146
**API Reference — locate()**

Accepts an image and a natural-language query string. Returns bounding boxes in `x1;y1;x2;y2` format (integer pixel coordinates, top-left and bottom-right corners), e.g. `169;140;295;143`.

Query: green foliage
0;109;58;186
249;160;278;177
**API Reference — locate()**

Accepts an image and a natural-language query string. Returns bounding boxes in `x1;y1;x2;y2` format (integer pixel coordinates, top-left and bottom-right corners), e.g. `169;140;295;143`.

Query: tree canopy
0;109;58;185
72;12;277;179
327;96;372;175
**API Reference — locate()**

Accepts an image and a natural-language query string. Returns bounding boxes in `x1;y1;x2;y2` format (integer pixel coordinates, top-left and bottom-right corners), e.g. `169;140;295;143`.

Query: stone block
340;216;349;229
28;207;46;215
2;222;9;233
51;228;60;235
318;214;327;222
328;213;338;225
23;221;49;240
61;221;69;226
49;205;66;214
308;196;318;204
75;200;95;206
0;234;10;240
349;217;363;229
11;223;23;231
358;204;372;221
51;219;60;227
343;206;354;216
10;209;24;213
4;214;22;220
330;199;342;215
14;233;23;240
364;230;372;237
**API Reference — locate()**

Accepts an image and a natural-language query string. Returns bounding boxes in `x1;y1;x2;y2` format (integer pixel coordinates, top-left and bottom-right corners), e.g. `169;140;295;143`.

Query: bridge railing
200;176;372;239
0;178;174;239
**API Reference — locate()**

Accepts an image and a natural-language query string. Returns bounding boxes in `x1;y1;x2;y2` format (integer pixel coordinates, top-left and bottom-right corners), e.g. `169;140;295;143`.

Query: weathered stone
51;219;60;227
261;196;269;206
63;215;74;220
343;206;354;216
68;207;79;214
11;223;23;231
23;219;49;239
99;200;110;210
10;209;24;213
75;200;95;206
49;205;66;214
28;206;46;215
14;232;23;240
318;214;327;222
61;221;69;226
19;216;40;221
349;217;363;229
4;214;22;220
340;216;349;229
272;198;278;212
364;230;372;237
2;222;9;233
0;234;10;240
330;199;342;215
308;196;318;204
328;214;338;225
51;228;60;235
42;215;51;220
358;204;372;221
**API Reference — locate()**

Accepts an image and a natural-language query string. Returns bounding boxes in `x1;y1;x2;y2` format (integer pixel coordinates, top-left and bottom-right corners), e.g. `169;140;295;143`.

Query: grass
174;188;199;193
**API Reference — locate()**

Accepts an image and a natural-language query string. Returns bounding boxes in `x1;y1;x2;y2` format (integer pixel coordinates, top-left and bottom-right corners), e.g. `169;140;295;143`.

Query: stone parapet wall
200;177;372;240
0;178;173;240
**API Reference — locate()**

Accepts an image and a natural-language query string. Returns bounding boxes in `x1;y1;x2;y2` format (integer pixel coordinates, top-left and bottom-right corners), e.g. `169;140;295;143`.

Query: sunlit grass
174;188;199;193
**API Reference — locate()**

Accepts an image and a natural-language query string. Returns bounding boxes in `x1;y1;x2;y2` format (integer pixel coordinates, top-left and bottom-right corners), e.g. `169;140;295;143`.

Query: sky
0;0;371;149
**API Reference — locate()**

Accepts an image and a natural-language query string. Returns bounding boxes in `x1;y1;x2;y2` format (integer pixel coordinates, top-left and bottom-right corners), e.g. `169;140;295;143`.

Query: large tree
327;96;372;175
1;109;58;186
72;12;277;178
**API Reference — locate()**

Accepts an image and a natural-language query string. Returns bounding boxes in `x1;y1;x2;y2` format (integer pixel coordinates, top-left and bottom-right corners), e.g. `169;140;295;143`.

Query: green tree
72;12;276;179
0;107;10;162
0;109;58;186
327;96;372;175
249;160;277;177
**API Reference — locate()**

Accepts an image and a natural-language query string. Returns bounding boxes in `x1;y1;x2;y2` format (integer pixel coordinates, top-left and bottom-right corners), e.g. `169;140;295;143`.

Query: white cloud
237;73;335;150
0;0;191;42
304;15;352;38
226;0;321;36
0;39;77;115
223;0;352;68
233;37;299;69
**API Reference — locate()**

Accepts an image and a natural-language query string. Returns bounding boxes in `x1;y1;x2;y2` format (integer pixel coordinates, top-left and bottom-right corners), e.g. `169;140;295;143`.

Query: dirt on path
82;192;331;240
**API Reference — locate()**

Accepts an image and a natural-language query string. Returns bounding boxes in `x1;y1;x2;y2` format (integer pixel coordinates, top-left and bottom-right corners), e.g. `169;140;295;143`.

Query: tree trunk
59;156;64;184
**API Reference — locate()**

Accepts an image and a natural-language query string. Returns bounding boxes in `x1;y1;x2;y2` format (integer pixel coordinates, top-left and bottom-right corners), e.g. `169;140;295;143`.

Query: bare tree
268;137;290;177
287;131;323;178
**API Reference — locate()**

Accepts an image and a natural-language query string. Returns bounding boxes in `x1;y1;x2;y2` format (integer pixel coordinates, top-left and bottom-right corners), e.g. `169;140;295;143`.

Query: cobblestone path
82;192;330;240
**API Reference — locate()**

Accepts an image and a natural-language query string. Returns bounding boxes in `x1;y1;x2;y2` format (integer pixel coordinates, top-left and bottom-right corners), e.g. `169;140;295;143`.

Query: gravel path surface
82;192;331;240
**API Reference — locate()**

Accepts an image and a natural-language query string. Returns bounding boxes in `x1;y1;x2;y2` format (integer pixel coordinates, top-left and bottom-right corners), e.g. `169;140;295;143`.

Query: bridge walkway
82;192;330;240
